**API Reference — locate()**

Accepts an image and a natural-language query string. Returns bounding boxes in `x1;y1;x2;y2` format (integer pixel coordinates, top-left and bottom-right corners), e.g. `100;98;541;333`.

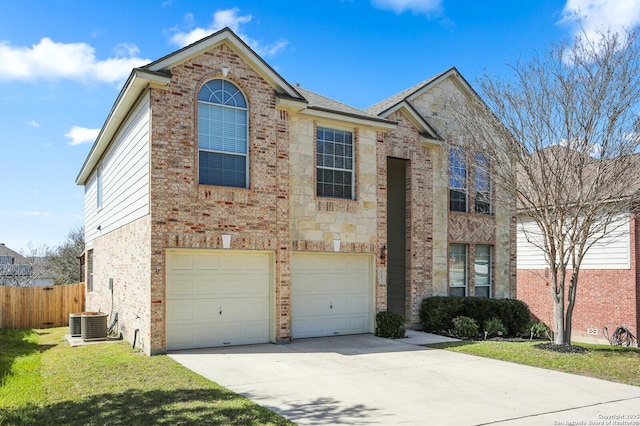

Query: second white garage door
291;253;372;339
166;250;271;350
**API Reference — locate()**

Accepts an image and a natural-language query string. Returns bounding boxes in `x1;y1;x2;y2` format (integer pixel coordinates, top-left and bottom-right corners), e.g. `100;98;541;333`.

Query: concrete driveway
169;332;640;425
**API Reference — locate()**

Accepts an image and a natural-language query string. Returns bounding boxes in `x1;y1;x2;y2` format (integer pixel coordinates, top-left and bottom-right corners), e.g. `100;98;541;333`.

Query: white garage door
291;253;372;339
166;250;271;350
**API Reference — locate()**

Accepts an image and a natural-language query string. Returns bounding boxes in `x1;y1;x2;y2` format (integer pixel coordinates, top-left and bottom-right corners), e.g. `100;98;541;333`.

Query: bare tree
49;225;84;284
446;30;640;345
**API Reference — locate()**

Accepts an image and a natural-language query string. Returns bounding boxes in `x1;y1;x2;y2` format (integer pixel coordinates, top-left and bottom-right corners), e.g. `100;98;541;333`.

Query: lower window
474;245;492;298
449;243;493;297
448;244;467;297
87;250;94;292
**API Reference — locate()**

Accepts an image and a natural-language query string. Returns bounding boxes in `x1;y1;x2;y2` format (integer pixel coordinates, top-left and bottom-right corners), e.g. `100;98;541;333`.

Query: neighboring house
517;210;640;344
76;27;516;355
0;243;54;287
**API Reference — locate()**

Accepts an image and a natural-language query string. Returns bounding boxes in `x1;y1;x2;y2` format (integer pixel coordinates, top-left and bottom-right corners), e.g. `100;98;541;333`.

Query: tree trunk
565;271;579;345
552;268;566;345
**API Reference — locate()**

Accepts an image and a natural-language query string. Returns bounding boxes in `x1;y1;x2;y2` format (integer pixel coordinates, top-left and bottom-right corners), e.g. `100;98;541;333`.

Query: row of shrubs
376;297;552;340
420;296;533;338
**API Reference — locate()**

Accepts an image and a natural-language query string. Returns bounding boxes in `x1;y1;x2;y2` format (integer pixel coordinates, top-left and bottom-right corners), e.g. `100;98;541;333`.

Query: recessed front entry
165;249;271;350
387;157;408;317
291;252;373;339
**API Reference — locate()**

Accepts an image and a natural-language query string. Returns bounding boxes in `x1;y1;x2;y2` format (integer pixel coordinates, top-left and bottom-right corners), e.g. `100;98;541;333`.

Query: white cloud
370;0;442;15
561;0;640;41
168;8;288;57
26;120;40;128
0;38;151;84
65;126;100;146
21;211;50;217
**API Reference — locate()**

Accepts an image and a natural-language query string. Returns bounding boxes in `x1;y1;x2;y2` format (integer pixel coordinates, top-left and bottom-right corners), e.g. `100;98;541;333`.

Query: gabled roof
76;27;306;185
366;67;483;142
0;243;28;264
293;87;396;127
77;28;400;185
142;27;304;100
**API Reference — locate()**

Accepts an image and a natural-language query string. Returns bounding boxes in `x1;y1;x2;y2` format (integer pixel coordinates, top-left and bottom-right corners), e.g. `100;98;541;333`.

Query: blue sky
1;0;639;253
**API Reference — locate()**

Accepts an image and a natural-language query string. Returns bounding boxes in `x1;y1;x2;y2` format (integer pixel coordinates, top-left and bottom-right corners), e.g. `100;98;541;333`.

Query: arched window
198;79;248;188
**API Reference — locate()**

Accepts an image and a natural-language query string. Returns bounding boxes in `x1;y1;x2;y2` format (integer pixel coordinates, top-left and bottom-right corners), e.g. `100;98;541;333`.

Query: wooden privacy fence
0;283;85;329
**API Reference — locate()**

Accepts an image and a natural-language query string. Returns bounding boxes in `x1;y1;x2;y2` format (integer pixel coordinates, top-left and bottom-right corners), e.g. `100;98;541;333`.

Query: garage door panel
167;300;195;322
292;276;331;294
221;297;269;321
347;314;369;333
193;278;221;296
292;295;332;316
291;253;372;339
167;252;195;270
167;278;195;297
221;322;270;344
194;253;220;270
166;250;271;350
219;275;269;297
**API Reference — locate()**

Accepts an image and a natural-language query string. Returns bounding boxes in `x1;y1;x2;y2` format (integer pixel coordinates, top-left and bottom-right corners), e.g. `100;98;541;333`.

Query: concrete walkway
169;332;640;425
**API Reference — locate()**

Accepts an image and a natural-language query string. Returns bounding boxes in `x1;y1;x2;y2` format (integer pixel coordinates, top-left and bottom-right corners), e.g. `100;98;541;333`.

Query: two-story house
76;27;516;355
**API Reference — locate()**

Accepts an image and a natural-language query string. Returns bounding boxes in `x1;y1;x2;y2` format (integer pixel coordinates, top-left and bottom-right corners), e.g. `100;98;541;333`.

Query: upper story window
316;127;354;199
474;153;492;214
198;79;248;188
449;147;467;212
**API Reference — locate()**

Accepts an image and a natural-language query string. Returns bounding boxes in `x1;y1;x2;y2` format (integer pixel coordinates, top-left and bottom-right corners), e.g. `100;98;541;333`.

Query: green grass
0;327;293;425
427;340;640;386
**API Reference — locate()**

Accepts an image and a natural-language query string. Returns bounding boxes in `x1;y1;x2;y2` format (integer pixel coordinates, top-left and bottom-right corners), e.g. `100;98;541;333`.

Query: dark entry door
386;157;407;316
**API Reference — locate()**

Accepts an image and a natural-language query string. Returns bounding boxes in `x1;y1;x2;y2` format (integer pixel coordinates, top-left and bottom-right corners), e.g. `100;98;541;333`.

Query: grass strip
427;340;640;387
0;327;293;425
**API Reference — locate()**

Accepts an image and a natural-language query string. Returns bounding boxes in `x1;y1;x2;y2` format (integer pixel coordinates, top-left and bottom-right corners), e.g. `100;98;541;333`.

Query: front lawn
426;340;640;387
0;327;293;425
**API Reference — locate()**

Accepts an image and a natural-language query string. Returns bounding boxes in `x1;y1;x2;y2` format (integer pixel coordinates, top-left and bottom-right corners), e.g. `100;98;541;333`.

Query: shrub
419;296;464;332
451;316;479;339
420;296;533;337
530;321;552;340
494;299;532;336
484;317;507;338
375;311;406;339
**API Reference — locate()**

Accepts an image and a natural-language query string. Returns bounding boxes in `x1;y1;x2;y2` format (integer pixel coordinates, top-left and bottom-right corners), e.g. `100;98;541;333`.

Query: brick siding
517;214;639;343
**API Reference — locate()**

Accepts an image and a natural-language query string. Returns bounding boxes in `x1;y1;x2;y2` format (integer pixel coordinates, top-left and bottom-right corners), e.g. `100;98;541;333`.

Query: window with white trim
198;79;248;188
449;147;467;212
474;244;492;298
449;244;467;297
316;127;354;199
474;153;492;214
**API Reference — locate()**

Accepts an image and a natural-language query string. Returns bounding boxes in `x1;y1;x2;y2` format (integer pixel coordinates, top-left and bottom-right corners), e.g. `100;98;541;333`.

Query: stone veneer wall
288;115;383;310
411;77;517;299
147;42;290;353
86;215;152;354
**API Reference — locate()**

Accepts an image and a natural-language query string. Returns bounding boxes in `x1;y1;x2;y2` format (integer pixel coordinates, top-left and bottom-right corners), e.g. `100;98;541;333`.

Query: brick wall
517;214;639;344
86;215;152;354
148;42;289;352
377;110;435;325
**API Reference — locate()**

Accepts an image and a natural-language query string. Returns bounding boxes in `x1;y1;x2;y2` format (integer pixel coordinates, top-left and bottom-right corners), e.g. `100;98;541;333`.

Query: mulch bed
533;343;590;354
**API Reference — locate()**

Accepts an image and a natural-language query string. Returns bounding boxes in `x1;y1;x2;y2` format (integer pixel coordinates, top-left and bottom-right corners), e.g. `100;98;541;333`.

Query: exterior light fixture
222;234;231;249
